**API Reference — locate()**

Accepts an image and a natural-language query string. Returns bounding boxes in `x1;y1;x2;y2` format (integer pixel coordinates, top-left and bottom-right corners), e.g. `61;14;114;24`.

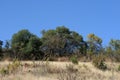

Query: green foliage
70;55;78;64
92;55;107;70
11;29;43;60
56;26;70;34
41;26;86;57
0;40;3;60
105;47;112;55
118;65;120;71
0;68;9;76
11;29;34;58
0;40;3;52
107;39;120;62
42;30;56;40
5;40;11;50
86;50;94;60
87;33;103;56
109;39;120;50
71;31;83;42
1;26;120;61
26;37;43;60
87;33;102;44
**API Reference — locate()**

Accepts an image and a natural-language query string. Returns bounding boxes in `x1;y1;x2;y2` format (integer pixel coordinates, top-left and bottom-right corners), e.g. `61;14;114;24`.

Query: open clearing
0;61;120;80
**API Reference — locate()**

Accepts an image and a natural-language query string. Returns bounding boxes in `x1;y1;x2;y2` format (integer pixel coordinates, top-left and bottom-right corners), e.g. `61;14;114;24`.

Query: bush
0;53;3;60
70;55;78;64
118;65;120;71
0;68;9;76
93;55;107;70
1;59;21;75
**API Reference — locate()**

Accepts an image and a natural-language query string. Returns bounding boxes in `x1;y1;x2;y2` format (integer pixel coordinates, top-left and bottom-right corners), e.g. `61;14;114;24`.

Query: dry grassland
0;61;120;80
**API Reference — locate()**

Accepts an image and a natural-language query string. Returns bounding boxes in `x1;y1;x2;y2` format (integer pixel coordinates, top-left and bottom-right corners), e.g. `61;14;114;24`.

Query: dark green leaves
11;29;42;60
0;40;3;52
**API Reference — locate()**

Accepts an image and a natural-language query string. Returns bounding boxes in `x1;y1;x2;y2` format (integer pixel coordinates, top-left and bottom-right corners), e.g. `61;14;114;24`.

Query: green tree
109;39;120;51
71;31;87;55
26;37;43;60
5;40;11;50
87;34;103;60
106;47;112;54
0;40;3;52
11;29;42;60
87;33;102;53
0;40;3;59
56;26;71;35
41;26;87;58
109;39;120;61
42;30;62;57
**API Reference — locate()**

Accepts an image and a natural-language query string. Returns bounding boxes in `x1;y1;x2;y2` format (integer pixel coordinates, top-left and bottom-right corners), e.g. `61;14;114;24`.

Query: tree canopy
87;33;103;54
41;26;87;58
0;26;120;61
0;40;3;52
11;29;43;60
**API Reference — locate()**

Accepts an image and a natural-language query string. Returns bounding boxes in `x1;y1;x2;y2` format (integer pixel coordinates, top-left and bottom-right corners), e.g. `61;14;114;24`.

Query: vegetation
11;29;43;60
0;26;120;62
0;40;3;52
70;55;78;64
0;68;9;76
58;64;79;80
92;55;107;70
0;40;3;59
0;59;21;76
0;61;120;80
118;65;120;71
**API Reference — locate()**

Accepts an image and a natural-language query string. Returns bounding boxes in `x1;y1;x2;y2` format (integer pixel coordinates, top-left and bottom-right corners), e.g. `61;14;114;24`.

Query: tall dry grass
0;61;120;80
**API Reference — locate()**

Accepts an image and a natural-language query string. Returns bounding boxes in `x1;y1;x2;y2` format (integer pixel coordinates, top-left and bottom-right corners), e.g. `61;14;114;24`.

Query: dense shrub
70;55;78;64
118;65;120;71
92;55;107;70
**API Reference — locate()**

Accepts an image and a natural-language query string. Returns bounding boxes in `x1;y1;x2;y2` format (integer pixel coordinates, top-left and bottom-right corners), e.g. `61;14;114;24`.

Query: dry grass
0;61;120;80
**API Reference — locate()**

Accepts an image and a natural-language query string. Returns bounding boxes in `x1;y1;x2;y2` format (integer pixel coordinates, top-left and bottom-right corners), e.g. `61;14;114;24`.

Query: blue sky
0;0;120;46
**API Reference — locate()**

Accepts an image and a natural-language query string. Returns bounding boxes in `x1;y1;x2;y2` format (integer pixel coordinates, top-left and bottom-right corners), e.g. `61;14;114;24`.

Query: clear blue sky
0;0;120;46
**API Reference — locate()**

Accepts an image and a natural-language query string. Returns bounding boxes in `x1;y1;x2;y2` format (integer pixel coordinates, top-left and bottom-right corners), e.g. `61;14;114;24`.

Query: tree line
0;26;120;61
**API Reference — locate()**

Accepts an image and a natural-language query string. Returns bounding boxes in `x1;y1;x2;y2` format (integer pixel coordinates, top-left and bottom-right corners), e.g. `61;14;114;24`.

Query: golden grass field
0;61;120;80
